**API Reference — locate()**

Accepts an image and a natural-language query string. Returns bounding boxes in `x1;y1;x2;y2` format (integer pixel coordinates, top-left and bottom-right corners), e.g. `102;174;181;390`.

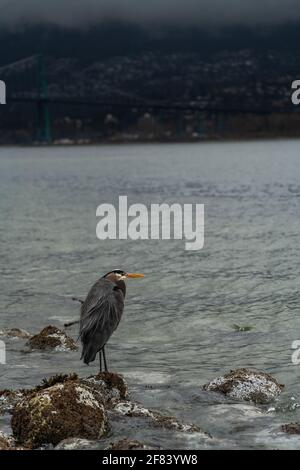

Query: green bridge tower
36;54;51;143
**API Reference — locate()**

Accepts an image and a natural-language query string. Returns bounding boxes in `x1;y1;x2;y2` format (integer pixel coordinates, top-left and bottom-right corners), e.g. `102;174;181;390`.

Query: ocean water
1;140;300;449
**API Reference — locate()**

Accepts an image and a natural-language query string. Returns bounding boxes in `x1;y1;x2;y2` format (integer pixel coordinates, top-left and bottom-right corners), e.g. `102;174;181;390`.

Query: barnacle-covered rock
0;432;14;450
1;374;79;416
11;378;108;448
114;401;154;418
0;328;31;339
1;371;127;417
26;325;77;352
55;437;103;450
33;373;79;392
0;432;27;450
113;400;209;436
0;389;25;414
203;368;284;404
82;372;128;406
107;438;155;450
281;423;300;435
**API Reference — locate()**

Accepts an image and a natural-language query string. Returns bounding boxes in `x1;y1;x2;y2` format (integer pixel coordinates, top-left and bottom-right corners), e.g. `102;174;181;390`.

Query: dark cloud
0;0;299;27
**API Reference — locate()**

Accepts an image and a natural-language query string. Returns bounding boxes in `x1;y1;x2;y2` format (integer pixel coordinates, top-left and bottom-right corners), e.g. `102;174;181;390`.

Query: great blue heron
79;269;144;371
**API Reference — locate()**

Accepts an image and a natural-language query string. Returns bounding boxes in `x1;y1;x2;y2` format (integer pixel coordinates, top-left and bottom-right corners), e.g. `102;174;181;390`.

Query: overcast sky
0;0;299;27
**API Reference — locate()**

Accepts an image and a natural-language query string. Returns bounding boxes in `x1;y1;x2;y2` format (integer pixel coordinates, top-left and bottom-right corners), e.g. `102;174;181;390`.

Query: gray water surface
1;140;300;449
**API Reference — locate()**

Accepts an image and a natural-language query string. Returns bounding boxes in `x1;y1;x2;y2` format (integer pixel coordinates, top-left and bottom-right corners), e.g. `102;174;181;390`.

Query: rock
25;325;78;352
107;438;154;450
0;328;31;339
11;377;108;448
1;371;127;417
33;373;79;392
281;423;300;435
0;389;25;413
55;437;102;450
1;376;79;415
114;400;209;435
0;432;13;450
82;372;128;406
0;432;26;450
7;370;210;448
203;368;284;404
114;401;154;418
152;414;202;433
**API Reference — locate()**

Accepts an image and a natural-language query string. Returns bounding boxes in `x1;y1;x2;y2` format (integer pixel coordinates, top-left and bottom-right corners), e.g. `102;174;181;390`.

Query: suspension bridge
0;55;297;143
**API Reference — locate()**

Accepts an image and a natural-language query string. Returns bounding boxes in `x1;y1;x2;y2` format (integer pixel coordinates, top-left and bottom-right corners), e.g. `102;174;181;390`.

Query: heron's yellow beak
126;273;145;279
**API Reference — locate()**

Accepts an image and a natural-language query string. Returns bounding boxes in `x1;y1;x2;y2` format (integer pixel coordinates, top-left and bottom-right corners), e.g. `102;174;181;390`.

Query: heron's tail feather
80;342;98;365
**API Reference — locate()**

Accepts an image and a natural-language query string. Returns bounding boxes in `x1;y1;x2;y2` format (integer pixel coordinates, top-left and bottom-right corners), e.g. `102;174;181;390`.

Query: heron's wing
79;278;124;364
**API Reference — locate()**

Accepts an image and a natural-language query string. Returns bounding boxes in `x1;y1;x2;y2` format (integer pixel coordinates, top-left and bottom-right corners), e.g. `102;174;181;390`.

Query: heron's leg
102;346;108;372
99;351;102;372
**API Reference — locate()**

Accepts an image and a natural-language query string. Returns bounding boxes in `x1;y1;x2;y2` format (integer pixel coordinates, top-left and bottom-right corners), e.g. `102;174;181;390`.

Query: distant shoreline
1;134;300;148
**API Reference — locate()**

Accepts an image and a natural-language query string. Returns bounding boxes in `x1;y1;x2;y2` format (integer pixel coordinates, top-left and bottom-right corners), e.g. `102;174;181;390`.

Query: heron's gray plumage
79;277;126;364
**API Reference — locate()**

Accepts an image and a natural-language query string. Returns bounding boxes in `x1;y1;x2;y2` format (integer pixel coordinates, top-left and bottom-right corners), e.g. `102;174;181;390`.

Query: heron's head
104;269;144;282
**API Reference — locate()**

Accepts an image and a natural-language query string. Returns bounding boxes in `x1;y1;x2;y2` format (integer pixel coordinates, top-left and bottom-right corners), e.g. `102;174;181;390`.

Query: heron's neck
115;280;126;297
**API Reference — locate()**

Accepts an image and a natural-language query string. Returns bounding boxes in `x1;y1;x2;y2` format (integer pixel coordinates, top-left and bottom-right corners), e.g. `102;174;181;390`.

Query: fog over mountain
0;0;299;28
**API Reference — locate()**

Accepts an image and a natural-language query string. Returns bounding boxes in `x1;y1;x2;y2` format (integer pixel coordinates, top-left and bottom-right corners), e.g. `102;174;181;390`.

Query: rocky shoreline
0;325;299;450
0;370;210;450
